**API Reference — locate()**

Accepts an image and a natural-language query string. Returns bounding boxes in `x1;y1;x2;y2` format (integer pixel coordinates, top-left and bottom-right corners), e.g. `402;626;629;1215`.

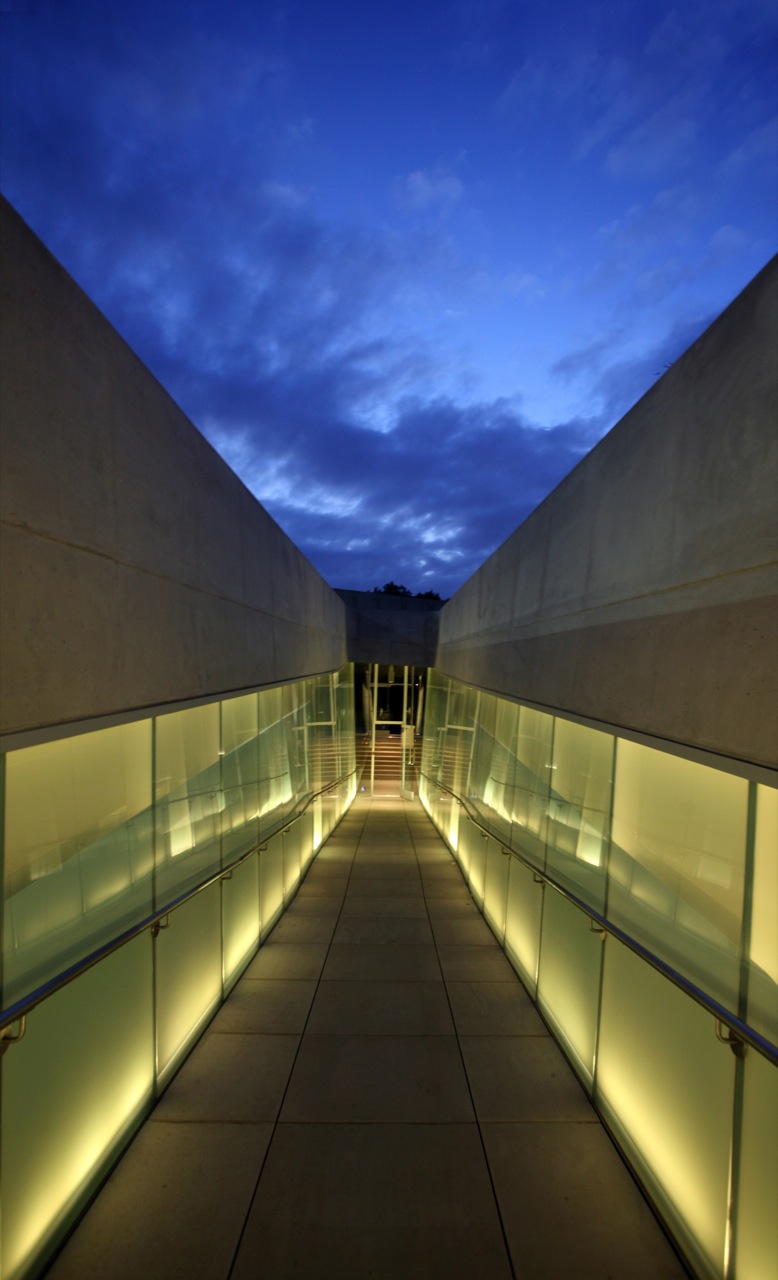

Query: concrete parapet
0;198;347;739
436;257;778;769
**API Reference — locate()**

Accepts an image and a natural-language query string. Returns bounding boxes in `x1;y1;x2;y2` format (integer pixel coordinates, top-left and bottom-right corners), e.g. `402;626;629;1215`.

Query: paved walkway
49;796;686;1280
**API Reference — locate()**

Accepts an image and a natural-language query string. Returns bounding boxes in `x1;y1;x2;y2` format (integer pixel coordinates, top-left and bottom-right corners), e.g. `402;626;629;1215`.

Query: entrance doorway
356;664;426;798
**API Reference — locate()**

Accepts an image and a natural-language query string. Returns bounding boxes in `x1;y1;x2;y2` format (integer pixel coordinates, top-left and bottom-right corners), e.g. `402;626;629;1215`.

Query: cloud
229;394;595;594
719;117;778;178
588;312;717;424
605;96;699;178
395;166;464;215
551;331;625;384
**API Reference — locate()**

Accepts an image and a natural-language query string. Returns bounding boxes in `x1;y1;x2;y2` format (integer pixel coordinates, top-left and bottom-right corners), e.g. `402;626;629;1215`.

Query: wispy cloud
394;166;464;215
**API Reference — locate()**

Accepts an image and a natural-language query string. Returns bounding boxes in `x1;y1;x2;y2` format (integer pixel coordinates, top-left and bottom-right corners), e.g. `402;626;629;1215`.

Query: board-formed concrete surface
0;197;346;740
435;257;778;769
336;589;442;666
47;797;687;1280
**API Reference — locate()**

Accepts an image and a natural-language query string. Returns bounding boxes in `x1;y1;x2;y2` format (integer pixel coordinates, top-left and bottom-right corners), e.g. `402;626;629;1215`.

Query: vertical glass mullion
151;713;160;1090
592;734;618;1093
725;781;758;1280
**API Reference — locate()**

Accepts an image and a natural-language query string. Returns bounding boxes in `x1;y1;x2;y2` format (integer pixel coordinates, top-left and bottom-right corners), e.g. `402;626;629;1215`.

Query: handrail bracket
151;913;171;939
716;1019;746;1058
0;1015;26;1054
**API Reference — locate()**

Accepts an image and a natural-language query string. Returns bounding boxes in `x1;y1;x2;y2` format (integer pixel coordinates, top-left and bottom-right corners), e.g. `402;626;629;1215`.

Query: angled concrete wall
436;258;778;769
0;198;347;740
336;590;442;666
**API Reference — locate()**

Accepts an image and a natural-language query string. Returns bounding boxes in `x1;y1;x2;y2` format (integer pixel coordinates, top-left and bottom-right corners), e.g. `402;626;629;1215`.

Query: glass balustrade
0;664;356;1280
419;669;777;1280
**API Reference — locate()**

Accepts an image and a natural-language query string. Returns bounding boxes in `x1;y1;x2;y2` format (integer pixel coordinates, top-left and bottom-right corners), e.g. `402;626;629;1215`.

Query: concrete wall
0;198;347;740
336;590;442;666
436;258;778;770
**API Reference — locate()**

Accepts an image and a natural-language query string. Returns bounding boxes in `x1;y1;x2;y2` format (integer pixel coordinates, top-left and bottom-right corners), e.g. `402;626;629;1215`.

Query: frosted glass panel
510;706;553;863
282;820;302;898
537;889;602;1083
597;939;735;1279
748;784;778;1042
3;720;153;1009
482;837;509;941
222;855;260;988
258;687;296;834
221;694;260;863
155;882;222;1080
259;832;285;937
465;820;487;906
609;739;748;1011
0;934;153;1280
546;719;613;913
504;857;543;996
155;703;222;905
734;1046;778;1280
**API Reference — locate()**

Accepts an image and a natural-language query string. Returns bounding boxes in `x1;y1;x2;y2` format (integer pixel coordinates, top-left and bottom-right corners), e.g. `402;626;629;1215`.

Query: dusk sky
1;0;776;597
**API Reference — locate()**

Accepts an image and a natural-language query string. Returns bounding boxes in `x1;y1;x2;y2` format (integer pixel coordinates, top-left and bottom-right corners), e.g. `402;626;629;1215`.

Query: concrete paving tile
459;1036;597;1122
295;878;348;898
345;877;424;898
436;945;516;981
153;1033;299;1121
261;912;337;944
414;847;456;865
315;845;357;863
482;1123;687;1279
420;864;464;880
231;1124;512;1280
333;916;434;945
48;1122;272;1280
245;942;329;979
431;917;498;947
350;864;421;880
307;859;354;877
425;896;480;919
215;979;317;1034
339;895;429;918
423;883;473;899
322;943;441;982
360;849;413;856
307;981;454;1035
282;894;342;916
280;1035;474;1122
446;982;549;1036
354;849;416;861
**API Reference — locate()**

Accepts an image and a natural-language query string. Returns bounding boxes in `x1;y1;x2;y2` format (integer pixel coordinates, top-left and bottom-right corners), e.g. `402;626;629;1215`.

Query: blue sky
1;0;776;596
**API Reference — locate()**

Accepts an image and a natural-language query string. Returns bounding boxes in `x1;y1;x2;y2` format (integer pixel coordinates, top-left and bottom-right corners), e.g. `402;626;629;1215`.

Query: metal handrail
418;768;778;1066
0;767;358;1036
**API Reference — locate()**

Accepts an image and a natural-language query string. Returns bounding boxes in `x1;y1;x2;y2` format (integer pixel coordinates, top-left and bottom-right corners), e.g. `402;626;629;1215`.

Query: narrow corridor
48;796;686;1280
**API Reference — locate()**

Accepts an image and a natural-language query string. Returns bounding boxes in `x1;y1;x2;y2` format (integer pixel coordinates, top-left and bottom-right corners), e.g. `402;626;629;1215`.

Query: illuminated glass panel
154;703;222;906
2;721;153;1009
222;855;260;989
609;739;748;1010
221;693;260;863
733;1044;778;1280
510;706;553;865
0;935;153;1280
596;939;735;1280
546;718;614;913
748;784;778;1041
537;889;602;1084
155;883;225;1082
504;858;544;997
